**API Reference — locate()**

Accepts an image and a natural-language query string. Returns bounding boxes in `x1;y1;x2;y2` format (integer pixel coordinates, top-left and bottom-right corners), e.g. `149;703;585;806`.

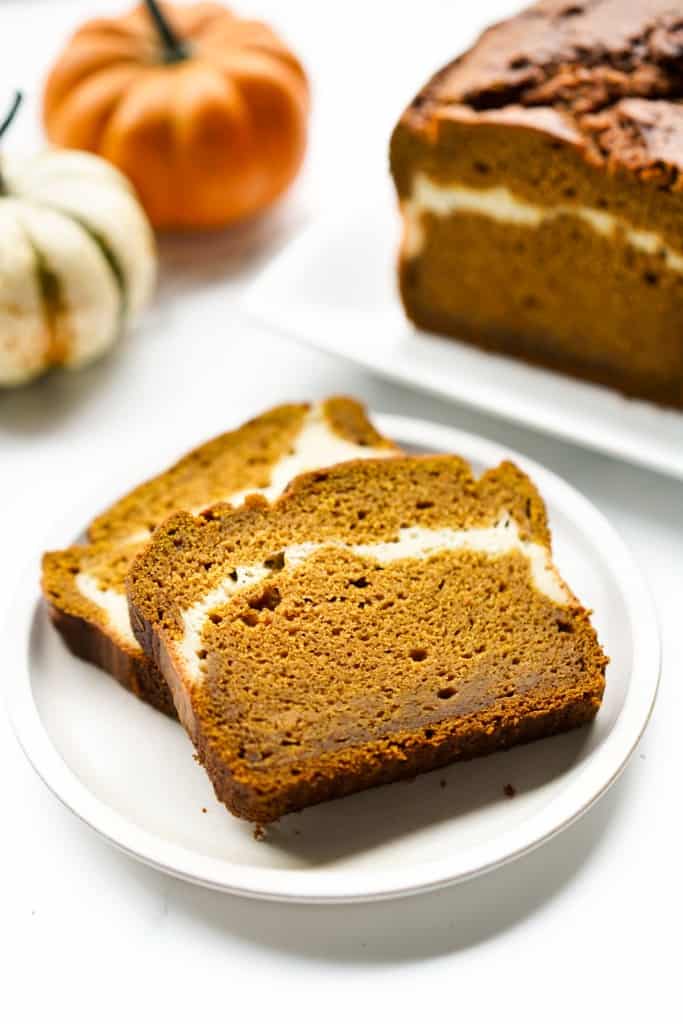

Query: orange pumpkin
43;1;309;229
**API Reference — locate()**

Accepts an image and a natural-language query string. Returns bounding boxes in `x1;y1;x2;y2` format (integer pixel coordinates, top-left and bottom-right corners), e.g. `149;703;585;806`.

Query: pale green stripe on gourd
70;218;127;319
4;151;156;319
16;200;121;368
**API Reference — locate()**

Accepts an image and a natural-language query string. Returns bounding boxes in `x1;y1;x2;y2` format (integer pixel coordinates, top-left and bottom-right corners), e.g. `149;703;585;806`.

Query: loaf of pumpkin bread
391;0;683;408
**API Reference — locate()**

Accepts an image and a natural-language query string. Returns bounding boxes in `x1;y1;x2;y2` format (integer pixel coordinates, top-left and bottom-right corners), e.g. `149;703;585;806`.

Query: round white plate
6;414;659;903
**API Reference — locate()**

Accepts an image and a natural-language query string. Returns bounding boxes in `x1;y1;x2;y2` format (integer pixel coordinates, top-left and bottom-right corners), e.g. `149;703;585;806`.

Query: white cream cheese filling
76;572;137;647
179;515;570;682
402;172;683;272
225;402;392;507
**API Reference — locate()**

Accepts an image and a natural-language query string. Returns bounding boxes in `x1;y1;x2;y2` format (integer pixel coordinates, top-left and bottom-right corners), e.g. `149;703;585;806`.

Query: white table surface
1;0;679;1017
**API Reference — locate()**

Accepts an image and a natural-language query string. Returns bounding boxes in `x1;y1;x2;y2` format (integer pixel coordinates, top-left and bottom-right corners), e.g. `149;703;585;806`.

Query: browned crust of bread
394;0;683;185
201;698;599;822
128;454;607;823
46;601;176;716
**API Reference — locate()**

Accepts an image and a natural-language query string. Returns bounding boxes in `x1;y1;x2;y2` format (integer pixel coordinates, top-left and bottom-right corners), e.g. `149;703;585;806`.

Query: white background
1;0;680;1018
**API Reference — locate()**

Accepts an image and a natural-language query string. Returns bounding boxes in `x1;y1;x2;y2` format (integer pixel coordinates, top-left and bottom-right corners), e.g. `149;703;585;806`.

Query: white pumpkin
0;142;156;386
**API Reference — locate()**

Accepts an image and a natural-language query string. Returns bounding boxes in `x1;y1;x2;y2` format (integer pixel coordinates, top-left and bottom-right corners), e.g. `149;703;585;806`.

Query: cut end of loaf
389;1;683;409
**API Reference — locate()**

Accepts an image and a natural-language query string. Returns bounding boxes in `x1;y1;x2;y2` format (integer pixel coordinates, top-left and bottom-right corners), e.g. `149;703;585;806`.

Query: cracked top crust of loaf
128;455;607;821
394;0;683;189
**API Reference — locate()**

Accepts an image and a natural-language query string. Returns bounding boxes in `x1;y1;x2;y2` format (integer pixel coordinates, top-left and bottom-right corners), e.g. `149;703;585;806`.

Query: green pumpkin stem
0;91;23;195
0;91;22;141
144;0;189;63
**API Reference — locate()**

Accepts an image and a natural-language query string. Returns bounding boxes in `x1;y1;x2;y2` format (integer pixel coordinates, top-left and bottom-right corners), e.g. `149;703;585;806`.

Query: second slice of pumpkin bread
42;397;397;716
128;456;607;822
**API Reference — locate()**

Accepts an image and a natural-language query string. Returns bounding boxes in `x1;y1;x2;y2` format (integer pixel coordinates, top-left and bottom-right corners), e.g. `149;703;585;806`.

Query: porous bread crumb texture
400;204;683;406
389;0;683;408
41;397;396;717
128;455;607;823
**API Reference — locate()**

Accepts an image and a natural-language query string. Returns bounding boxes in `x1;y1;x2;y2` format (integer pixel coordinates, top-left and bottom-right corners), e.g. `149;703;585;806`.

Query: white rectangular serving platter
242;191;683;481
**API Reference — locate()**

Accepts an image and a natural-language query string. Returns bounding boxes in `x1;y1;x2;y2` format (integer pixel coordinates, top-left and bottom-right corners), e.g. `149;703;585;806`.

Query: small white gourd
0;93;156;387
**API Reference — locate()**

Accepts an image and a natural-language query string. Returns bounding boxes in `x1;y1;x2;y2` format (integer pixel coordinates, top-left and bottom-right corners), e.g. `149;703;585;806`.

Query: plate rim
5;413;661;904
240;212;683;483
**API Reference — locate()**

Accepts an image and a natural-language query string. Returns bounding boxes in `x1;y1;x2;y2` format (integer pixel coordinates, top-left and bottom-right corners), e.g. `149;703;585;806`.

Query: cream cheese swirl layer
402;172;683;272
180;514;570;682
76;569;139;647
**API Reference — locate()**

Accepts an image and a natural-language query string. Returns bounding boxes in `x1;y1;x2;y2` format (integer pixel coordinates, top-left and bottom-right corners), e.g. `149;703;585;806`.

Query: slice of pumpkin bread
128;455;607;821
42;398;398;716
